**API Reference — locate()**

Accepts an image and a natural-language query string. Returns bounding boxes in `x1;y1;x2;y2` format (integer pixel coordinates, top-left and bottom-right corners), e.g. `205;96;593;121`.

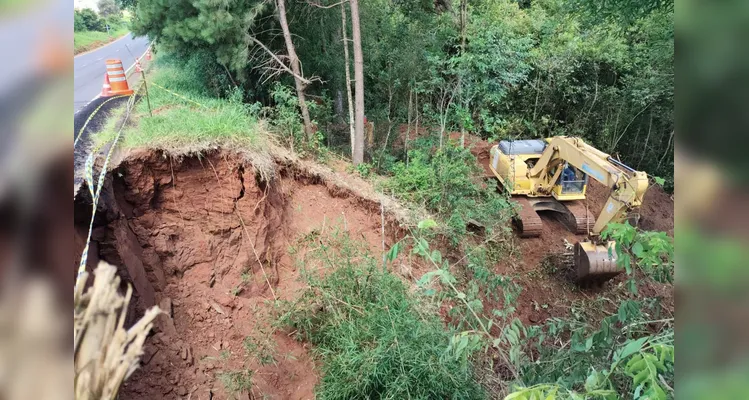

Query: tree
341;4;356;159
131;0;254;75
74;10;86;31
97;0;120;17
77;8;105;31
276;0;314;141
349;0;365;164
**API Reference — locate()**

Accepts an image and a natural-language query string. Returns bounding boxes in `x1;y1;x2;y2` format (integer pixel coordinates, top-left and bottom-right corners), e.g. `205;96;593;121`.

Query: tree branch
250;36;311;85
305;0;348;8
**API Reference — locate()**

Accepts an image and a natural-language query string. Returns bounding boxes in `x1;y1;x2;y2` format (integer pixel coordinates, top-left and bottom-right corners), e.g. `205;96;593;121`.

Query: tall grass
282;230;486;400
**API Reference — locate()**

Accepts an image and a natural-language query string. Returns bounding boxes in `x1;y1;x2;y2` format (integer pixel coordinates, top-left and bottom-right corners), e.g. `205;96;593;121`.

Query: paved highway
74;33;150;112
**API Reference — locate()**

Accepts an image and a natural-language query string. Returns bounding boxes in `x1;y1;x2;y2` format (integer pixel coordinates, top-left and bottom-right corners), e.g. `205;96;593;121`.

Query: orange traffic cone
146;49;152;61
101;73;112;97
105;59;133;96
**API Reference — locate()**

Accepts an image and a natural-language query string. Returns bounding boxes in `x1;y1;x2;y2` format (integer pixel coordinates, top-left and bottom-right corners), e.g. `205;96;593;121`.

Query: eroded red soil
74;150;400;400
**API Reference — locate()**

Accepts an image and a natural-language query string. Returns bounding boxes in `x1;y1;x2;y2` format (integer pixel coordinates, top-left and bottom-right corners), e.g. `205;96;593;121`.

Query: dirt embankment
73;149;405;399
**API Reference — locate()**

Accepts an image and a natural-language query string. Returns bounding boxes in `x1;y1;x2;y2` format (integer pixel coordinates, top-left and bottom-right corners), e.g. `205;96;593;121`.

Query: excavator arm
528;137;649;235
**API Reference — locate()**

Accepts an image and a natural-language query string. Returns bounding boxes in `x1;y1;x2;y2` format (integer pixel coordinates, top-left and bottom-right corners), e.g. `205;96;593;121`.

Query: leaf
430;249;443;264
412;239;427;257
417;219;438;230
615;337;648;362
456;292;466;300
631;242;645;258
627;279;638;295
653;176;665;186
385;242;400;263
585;336;593;351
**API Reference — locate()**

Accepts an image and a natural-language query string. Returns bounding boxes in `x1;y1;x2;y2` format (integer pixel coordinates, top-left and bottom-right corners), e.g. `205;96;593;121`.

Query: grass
92;53;274;177
281;230;486;400
74;27;129;54
217;369;254;399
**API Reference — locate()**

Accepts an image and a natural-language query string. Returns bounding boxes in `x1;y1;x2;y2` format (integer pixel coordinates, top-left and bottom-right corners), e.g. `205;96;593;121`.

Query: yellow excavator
488;136;649;281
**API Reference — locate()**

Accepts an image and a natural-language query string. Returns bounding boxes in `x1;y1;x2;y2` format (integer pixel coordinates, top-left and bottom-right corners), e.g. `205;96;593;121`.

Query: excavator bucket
574;241;621;282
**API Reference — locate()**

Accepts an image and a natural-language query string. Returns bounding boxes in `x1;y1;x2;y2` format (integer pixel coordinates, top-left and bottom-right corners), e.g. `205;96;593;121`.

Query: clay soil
73;149;401;400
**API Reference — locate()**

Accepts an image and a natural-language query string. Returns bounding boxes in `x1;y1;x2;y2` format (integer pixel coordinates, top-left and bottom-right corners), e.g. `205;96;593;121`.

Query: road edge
74;32;132;58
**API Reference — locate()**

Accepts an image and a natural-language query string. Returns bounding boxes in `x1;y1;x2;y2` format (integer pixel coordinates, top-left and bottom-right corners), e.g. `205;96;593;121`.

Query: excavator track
512;196;543;237
559;200;595;235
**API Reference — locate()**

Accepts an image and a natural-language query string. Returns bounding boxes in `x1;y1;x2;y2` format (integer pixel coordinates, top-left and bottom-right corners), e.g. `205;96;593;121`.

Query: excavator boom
529;137;649;236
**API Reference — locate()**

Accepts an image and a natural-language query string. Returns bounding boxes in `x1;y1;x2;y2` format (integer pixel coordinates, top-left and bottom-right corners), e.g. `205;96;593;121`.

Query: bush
75;8;106;31
74;11;86;31
283;232;486;400
384;138;512;242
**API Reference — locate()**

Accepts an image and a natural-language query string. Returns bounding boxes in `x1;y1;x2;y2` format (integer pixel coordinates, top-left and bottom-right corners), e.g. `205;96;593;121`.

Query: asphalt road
74;33;150;113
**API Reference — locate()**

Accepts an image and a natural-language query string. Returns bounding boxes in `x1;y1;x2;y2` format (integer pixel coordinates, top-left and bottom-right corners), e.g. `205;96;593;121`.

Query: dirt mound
73;149;405;399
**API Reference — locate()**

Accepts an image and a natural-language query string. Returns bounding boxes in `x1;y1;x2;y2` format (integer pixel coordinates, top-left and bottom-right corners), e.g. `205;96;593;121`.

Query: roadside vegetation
90;0;675;397
74;0;129;54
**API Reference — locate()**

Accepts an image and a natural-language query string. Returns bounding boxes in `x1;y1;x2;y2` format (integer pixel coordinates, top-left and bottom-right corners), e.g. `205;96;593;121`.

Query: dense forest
129;0;673;186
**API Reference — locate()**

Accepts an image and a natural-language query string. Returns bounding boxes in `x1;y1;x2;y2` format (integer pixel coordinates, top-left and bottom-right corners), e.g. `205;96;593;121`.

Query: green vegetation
99;0;674;397
74;6;130;54
283;230;485;399
217;369;254;399
130;0;673;183
74;28;129;54
383;137;513;242
94;55;268;157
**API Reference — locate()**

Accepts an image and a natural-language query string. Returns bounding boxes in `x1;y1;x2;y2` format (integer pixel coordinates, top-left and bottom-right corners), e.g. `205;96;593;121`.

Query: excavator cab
552;164;588;200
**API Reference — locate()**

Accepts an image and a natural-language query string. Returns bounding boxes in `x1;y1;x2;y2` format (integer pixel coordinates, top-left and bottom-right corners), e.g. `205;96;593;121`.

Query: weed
382;138;513;243
217;369;254;399
501;225;676;399
281;230;485;399
243;335;277;366
347;162;373;178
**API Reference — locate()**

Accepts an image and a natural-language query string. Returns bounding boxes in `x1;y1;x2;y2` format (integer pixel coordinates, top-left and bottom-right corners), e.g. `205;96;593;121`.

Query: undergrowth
503;223;675;399
281;230;485;400
382;137;513;243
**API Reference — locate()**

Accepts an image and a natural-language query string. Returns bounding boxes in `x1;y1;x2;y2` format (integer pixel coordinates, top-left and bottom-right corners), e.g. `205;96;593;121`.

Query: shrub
384;138;512;242
282;231;486;400
76;8;106;31
74;11;86;31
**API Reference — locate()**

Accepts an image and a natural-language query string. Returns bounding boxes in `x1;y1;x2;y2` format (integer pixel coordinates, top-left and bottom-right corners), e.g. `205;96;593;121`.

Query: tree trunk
349;0;365;165
341;4;356;160
459;0;467;148
277;0;314;141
